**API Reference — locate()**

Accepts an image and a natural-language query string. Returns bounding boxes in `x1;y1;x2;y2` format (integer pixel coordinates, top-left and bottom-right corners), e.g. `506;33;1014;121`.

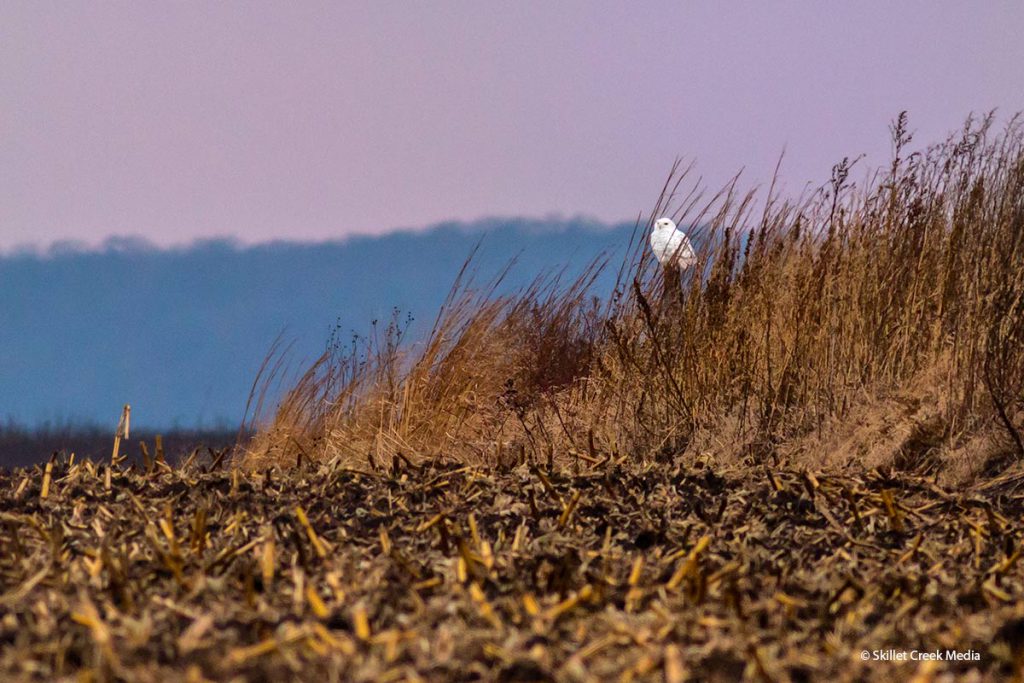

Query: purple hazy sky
2;2;1023;250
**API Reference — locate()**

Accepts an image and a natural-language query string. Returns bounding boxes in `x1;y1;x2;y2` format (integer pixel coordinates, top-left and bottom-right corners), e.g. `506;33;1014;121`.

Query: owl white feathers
649;217;696;269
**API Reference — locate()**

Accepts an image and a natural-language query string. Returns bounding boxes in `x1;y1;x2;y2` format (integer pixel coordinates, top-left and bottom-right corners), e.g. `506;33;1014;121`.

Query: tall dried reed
245;114;1024;480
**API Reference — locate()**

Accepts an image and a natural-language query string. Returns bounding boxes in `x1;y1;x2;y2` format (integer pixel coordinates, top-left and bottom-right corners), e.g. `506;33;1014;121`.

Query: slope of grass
246;114;1024;484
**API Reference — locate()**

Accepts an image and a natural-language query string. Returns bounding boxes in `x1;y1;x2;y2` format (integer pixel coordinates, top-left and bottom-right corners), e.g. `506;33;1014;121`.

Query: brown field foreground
245;114;1024;486
2;454;1024;681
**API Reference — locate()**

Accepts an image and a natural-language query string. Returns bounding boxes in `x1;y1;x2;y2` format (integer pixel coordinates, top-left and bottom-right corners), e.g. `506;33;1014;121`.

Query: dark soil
0;426;239;469
1;453;1023;681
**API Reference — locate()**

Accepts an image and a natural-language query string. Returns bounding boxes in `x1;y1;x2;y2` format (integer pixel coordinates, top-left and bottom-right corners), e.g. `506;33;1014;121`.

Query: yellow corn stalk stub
353;605;371;640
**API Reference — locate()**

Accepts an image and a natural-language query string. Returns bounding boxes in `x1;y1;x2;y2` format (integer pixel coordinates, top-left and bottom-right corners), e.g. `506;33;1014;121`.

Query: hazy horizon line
0;212;635;259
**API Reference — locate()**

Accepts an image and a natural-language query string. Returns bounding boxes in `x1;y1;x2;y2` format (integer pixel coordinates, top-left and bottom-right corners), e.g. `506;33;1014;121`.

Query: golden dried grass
244;113;1024;482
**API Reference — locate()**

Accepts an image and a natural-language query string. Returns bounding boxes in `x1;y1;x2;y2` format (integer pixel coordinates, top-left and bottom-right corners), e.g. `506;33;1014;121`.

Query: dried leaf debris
1;454;1024;681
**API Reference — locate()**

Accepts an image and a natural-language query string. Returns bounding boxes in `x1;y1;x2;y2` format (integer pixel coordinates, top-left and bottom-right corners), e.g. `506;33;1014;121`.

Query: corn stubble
4;452;1024;681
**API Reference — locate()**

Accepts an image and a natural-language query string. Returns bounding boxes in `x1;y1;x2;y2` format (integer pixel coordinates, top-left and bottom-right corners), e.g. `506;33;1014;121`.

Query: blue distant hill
0;218;636;428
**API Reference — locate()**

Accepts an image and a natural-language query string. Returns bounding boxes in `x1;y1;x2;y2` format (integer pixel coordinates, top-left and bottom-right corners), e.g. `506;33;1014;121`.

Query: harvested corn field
2;454;1024;681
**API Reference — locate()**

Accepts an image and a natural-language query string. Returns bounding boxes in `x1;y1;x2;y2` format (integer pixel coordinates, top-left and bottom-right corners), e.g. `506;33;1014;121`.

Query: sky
2;2;1023;250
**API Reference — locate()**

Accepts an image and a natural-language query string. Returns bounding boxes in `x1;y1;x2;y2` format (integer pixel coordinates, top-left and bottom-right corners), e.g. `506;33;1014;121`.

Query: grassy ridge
247;114;1024;483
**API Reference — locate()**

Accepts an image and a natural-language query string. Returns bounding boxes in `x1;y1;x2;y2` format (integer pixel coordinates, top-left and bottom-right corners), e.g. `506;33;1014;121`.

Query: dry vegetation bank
246;114;1024;484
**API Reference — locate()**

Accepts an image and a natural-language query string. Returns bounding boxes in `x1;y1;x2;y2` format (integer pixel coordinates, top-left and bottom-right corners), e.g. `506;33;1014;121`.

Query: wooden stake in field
111;404;131;464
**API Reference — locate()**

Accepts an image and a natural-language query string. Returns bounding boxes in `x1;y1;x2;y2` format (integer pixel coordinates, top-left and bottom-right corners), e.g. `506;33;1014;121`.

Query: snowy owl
649;217;697;269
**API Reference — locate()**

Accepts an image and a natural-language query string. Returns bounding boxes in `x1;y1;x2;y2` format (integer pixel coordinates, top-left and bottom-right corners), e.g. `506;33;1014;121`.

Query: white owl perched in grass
649;217;697;270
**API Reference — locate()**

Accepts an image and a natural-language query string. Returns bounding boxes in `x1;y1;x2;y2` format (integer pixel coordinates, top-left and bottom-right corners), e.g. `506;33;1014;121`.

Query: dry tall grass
245;114;1024;482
